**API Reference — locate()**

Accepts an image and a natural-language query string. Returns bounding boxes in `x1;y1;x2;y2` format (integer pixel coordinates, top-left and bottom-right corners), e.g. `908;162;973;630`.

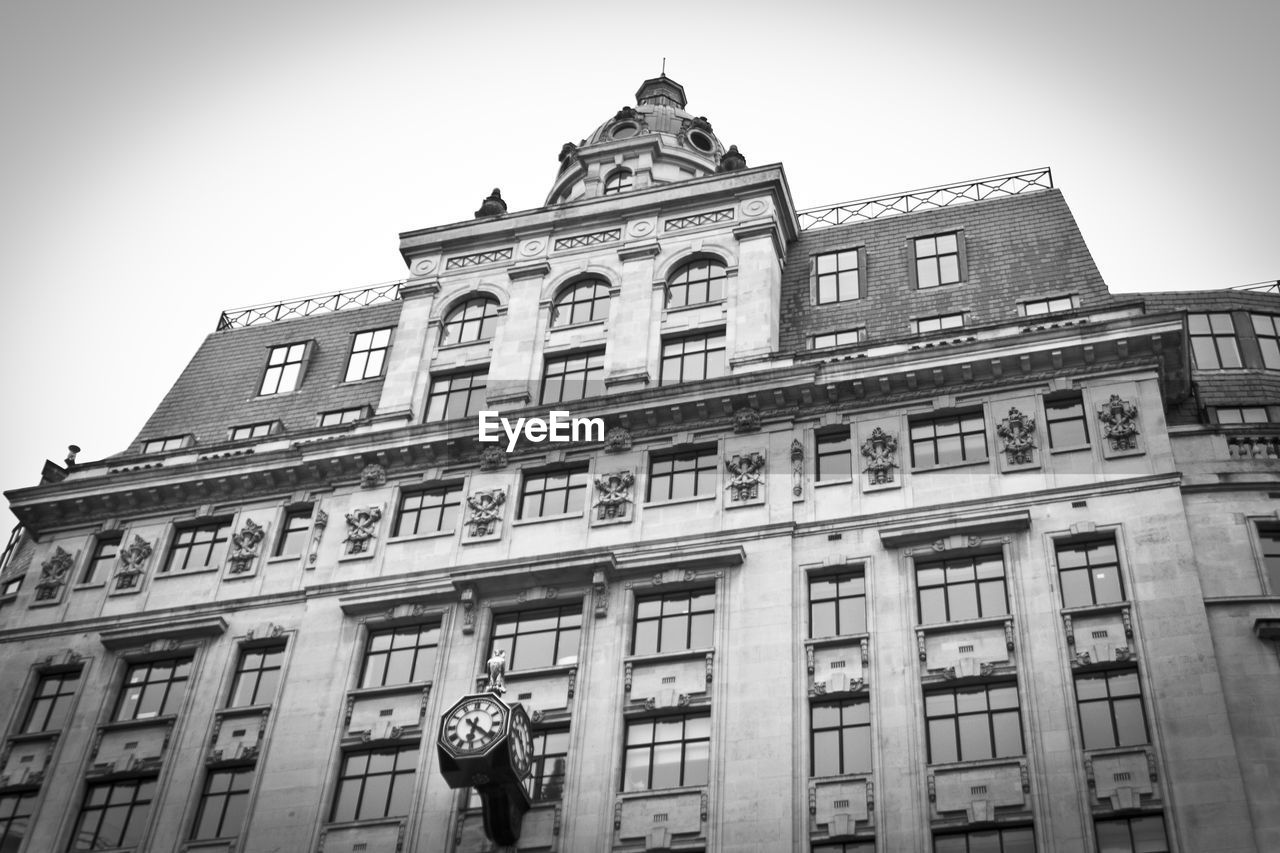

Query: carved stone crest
343;506;383;555
725;452;765;502
479;446;508;471
227;519;265;574
466;489;507;538
593;470;635;520
34;547;74;601
995;407;1037;465
113;535;153;591
732;408;762;433
359;464;386;489
604;427;632;453
790;438;804;497
1098;394;1140;451
860;427;899;485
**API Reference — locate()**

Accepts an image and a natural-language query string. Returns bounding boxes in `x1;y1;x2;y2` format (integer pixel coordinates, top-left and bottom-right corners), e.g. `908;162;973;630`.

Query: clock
436;692;533;846
507;703;533;780
442;695;508;754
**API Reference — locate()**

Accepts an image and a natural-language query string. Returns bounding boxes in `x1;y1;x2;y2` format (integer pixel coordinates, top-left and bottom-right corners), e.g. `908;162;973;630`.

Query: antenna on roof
662;57;666;75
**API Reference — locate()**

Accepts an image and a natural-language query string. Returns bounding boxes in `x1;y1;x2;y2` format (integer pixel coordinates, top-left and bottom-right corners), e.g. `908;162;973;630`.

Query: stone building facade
1;76;1278;853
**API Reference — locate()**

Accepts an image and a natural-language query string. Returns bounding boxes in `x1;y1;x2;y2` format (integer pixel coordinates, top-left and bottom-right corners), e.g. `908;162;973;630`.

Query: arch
603;168;633;196
439;294;501;346
665;256;729;310
550;277;612;327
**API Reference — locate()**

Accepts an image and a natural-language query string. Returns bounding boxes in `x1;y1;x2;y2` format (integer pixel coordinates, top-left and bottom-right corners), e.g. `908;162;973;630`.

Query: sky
1;0;1277;529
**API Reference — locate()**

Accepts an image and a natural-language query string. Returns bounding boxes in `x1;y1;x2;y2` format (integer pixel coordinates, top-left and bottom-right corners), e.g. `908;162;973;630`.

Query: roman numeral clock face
444;696;506;753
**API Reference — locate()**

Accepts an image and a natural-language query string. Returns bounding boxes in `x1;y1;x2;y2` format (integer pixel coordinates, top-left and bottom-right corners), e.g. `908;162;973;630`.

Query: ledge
100;615;227;650
879;510;1030;549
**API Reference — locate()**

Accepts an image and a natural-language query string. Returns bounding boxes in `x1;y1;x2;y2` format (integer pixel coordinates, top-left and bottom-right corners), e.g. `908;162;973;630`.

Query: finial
473;188;508;219
65;445;81;467
718;145;747;173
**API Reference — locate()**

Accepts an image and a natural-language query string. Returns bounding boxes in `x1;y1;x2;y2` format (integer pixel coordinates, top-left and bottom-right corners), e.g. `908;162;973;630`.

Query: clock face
507;705;533;779
443;696;507;754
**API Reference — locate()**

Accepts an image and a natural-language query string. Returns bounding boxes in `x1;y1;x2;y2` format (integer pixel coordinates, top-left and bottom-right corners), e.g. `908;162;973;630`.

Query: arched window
440;296;500;346
603;169;633;196
665;259;727;309
551;279;610;327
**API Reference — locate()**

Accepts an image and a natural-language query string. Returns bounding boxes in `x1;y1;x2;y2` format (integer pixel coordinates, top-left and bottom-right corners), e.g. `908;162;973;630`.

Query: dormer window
440;296;499;346
665;259;727;309
603;168;633;195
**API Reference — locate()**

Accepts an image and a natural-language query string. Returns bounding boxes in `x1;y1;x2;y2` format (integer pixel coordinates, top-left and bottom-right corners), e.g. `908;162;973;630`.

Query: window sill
1060;601;1130;617
1080;743;1152;758
74;581;108;591
548;319;605;333
7;729;64;744
349;681;433;700
100;714;179;733
339;375;386;387
813;477;854;489
910;458;990;474
387;529;456;544
662;299;726;316
808;770;873;784
1048;443;1092;455
916;614;1013;633
642;494;716;510
512;511;587;528
475;662;577;687
925;754;1025;771
804;633;870;651
265;553;304;565
434;340;493;354
153;566;220;580
617;784;707;800
624;647;714;666
216;702;272;716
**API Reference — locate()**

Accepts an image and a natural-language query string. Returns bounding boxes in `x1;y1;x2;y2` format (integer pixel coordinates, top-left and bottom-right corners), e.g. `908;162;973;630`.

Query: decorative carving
700;791;708;822
917;630;927;663
614;800;623;831
624;661;633;693
485;649;507;695
466;489;506;538
604;427;632;453
808;784;817;816
790;439;804;497
1021;764;1030;793
717;144;747;172
1064;614;1075;646
246;622;283;641
592;570;608;618
860;427;899;485
227;519;265;574
359;464;386;488
593;470;635;520
1098;394;1140;451
732;408;762;433
309;509;328;566
705;650;715;683
996;407;1037;465
343;506;383;555
805;646;815;674
473;187;507;219
1004;622;1015;651
530;709;545;724
1122;608;1133;638
928;774;937;802
34;547;74;601
114;535;153;590
479;446;508;471
725;452;765;502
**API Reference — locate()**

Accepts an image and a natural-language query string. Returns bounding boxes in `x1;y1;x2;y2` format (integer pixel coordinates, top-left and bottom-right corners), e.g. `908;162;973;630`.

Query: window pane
1078;702;1114;749
928;719;957;764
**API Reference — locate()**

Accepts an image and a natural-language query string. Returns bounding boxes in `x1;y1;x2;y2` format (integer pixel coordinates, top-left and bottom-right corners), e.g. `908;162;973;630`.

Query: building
1;75;1279;853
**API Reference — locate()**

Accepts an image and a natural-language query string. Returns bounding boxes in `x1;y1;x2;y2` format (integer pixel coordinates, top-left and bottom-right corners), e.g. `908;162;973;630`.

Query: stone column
605;241;661;393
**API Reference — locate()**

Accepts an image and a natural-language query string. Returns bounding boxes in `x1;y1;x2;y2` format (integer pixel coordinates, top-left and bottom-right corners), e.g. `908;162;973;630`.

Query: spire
635;75;686;110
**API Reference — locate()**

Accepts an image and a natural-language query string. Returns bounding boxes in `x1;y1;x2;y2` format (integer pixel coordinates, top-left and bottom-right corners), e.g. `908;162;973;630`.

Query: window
1216;405;1270;424
660;332;726;385
910;411;987;468
527;728;570;802
913;233;962;289
814;843;876;853
260;343;307;395
925;682;1023;764
813;329;862;349
142;435;186;454
393;485;462;537
1188;312;1242;369
229;422;273;441
22;670;80;733
815;429;853;481
917;552;1008;624
440;296;499;346
519;467;589;519
1258;524;1280;592
622;713;709;791
319;407;368;427
71;780;155;851
115;658;192;721
810;572;866;637
541;350;605;404
330;746;419;822
913;313;966;334
934;827;1035;853
666;259;727;309
229;645;285;707
0;792;36;852
490;605;581;671
1252;313;1280;369
1075;668;1148;749
814;249;861;304
345;328;393;382
191;769;253;840
1056;538;1124;608
633;589;714;655
83;534;121;584
275;507;313;557
0;576;20;596
647;446;717;502
164;520;232;572
1094;815;1169;853
811;697;871;776
551;278;610;327
1046;394;1090;448
1022;296;1074;316
603;168;633;195
361;624;440;687
425;369;487;422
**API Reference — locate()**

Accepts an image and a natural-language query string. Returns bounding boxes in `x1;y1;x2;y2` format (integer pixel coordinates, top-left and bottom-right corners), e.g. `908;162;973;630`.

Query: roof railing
216;279;406;331
1228;280;1280;294
796;167;1054;231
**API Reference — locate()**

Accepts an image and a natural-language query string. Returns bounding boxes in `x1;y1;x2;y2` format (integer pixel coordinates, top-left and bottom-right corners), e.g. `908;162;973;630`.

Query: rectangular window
164;521;232;572
917;552;1008;624
115;658;192;720
910;412;987;468
1216;405;1270;424
934;827;1035;853
1258;524;1280;593
260;342;308;395
622;713;709;791
541;350;605;404
660;332;726;385
1188;312;1242;369
814;843;876;853
228;645;285;707
913;313;966;335
809;572;866;637
0;792;36;851
1075;668;1148;749
527;727;570;802
319;407;368;427
425;369;487;422
330;745;418;822
83;534;121;584
22;670;80;733
633;589;714;655
1094;815;1169;852
815;429;853;481
1022;296;1074;316
142;435;187;454
490;605;581;671
229;422;273;441
191;769;253;840
925;682;1023;764
647;447;717;502
1046;395;1090;448
1056;537;1124;608
811;697;871;776
0;577;20;596
345;328;393;382
812;329;862;349
814;249;861;304
913;233;962;289
518;467;589;519
71;779;155;851
1252;313;1280;369
393;485;463;537
361;624;440;687
275;507;313;557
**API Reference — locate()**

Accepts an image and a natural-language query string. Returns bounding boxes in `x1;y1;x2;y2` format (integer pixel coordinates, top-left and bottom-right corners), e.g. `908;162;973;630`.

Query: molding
99;615;228;650
878;510;1031;549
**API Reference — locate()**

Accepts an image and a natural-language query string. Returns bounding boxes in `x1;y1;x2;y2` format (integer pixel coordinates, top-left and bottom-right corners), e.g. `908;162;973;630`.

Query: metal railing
1228;280;1280;294
217;280;405;331
796;167;1054;231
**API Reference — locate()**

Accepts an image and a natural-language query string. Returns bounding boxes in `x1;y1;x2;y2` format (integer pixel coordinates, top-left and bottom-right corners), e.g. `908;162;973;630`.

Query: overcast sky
1;0;1276;529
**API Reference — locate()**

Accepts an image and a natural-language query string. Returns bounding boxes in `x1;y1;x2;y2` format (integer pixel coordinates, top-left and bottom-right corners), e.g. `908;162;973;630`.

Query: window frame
541;349;606;404
344;327;393;383
1254;521;1280;595
0;791;37;851
659;330;726;385
258;342;309;396
329;744;419;823
517;466;590;520
141;435;188;454
632;588;715;656
489;604;583;672
809;570;867;638
82;533;122;584
915;551;1009;625
603;168;633;195
440;296;500;347
228;644;286;708
550;278;611;328
1021;295;1074;317
1093;814;1170;853
392;484;463;538
274;507;313;557
21;668;81;734
190;767;254;841
924;681;1024;764
1055;536;1125;609
815;428;854;482
360;622;441;688
1045;393;1091;449
228;422;275;442
71;779;155;851
665;258;728;310
909;410;988;469
163;519;233;573
527;726;570;802
646;445;718;503
909;231;966;290
1251;312;1280;369
812;329;863;349
621;712;710;792
912;313;966;335
812;248;864;305
1188;312;1243;369
114;657;193;721
424;368;488;422
933;826;1036;853
810;696;872;777
1074;666;1149;750
1214;405;1270;425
